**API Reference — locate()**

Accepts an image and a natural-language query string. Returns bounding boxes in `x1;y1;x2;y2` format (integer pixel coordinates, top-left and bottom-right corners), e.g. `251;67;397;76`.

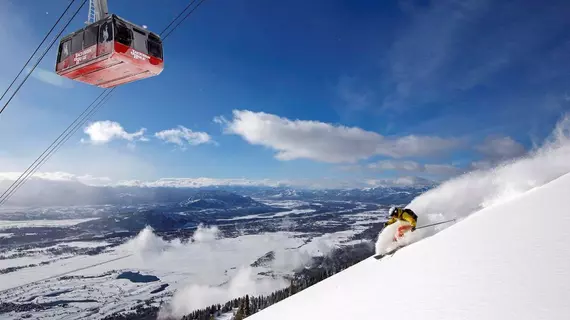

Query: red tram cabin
55;15;163;88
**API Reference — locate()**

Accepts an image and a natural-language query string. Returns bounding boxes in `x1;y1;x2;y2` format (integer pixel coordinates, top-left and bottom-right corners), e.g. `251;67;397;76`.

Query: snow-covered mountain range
0;179;431;207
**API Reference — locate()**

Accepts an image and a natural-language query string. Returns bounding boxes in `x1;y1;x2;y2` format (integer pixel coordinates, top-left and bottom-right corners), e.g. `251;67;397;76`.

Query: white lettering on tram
130;50;150;61
73;47;95;64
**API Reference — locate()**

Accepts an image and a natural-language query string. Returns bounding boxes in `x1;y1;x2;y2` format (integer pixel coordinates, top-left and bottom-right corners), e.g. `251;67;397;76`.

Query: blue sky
1;0;569;188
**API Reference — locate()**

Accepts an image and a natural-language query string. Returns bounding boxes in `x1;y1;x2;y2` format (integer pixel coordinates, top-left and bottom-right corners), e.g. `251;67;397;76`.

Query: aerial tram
55;0;164;88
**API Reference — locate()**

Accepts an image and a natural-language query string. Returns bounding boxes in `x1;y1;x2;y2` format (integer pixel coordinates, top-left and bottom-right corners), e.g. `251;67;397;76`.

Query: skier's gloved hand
411;226;416;232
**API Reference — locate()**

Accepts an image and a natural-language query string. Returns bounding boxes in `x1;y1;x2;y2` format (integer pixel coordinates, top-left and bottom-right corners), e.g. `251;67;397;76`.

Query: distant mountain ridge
179;190;267;209
74;190;280;232
0;179;433;207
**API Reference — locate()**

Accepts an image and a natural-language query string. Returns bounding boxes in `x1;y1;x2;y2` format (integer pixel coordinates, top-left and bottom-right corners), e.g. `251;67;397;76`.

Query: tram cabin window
147;34;162;59
99;21;113;43
83;24;98;49
132;28;148;54
115;20;132;46
58;40;71;63
71;32;83;54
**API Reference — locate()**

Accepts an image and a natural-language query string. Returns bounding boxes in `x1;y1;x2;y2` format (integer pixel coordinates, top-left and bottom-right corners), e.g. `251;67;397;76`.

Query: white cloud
83;121;147;145
0;172;437;190
116;176;435;189
368;160;422;171
221;110;460;163
155;125;214;147
0;171;111;185
470;160;493;171
475;135;526;160
116;177;283;188
28;67;72;88
366;176;435;187
423;164;461;175
213;115;228;124
368;160;461;176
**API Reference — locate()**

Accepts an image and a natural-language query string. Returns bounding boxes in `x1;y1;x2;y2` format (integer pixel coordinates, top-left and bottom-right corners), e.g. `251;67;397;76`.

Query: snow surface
217;209;317;221
249;172;570;320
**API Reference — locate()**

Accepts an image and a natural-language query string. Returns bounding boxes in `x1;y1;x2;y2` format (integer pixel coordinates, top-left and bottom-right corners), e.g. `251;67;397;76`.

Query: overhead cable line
0;0;88;117
0;0;77;103
162;0;209;40
0;0;210;206
0;89;114;206
159;0;199;36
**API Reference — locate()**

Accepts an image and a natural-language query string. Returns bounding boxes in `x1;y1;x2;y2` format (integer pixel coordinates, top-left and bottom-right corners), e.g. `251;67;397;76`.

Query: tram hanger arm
93;0;109;21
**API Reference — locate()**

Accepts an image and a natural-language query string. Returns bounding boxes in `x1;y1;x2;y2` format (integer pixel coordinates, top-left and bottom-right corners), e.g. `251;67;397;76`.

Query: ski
373;246;402;260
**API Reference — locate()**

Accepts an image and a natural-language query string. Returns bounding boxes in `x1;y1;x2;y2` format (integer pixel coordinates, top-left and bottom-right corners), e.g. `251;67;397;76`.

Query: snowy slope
249;172;570;320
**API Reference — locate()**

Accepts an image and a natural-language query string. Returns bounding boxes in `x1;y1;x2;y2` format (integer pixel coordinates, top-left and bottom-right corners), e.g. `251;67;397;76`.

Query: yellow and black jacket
385;208;418;229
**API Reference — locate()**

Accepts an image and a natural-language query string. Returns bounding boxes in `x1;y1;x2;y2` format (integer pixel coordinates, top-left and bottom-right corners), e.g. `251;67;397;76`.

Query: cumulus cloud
475;135;526;160
220;110;460;163
155;125;214;147
83;121;147;145
368;160;461;176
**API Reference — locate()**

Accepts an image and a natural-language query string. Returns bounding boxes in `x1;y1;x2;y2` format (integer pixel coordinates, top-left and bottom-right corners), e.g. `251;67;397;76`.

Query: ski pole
416;218;456;230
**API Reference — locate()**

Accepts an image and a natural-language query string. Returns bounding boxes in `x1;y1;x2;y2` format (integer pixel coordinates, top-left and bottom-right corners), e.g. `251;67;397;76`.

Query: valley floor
0;199;387;319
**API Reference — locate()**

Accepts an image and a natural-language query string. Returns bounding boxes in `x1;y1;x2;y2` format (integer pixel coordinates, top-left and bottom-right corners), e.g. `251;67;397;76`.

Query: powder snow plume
128;224;220;258
409;114;570;232
127;226;172;257
192;223;220;242
375;114;570;254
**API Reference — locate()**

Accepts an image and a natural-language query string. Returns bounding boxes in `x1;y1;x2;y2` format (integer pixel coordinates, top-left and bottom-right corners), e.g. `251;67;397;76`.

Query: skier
384;206;418;241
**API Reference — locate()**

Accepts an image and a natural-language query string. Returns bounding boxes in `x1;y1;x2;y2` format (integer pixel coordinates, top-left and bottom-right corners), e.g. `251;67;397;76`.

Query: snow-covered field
0;210;380;319
216;208;317;221
255;199;309;208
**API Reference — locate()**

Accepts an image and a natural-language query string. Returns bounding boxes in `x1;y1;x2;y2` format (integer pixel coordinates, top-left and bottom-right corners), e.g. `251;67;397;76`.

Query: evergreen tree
289;279;296;295
244;295;251;316
234;299;245;320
